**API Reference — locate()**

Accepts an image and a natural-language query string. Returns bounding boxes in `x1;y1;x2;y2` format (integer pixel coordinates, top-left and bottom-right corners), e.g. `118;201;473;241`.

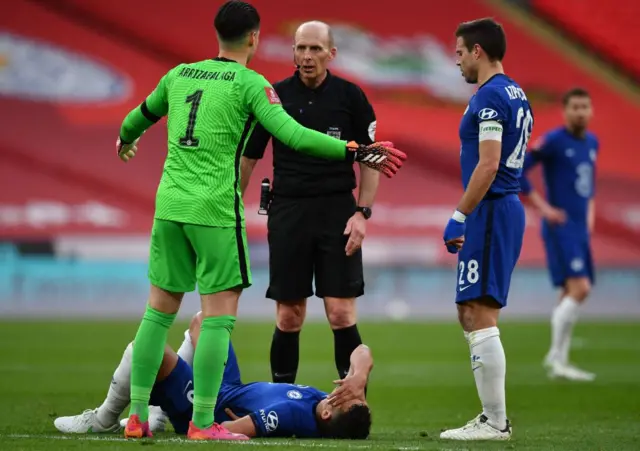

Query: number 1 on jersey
179;90;203;147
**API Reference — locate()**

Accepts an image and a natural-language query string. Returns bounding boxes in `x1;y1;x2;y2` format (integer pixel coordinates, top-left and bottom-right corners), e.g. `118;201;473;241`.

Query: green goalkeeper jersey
119;57;349;227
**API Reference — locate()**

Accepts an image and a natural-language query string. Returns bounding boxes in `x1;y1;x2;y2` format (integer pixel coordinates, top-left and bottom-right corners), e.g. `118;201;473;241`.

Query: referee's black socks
333;324;363;380
270;327;300;384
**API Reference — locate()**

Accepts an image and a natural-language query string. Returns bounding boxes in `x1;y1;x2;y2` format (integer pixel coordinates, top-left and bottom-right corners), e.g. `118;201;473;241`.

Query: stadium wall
1;243;639;320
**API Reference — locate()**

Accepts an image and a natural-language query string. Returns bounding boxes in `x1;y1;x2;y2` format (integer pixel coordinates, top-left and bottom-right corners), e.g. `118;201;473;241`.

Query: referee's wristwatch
356;206;372;220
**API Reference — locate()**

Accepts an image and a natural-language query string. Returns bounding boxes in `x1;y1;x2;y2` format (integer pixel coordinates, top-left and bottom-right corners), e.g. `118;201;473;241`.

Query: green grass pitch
0;319;639;450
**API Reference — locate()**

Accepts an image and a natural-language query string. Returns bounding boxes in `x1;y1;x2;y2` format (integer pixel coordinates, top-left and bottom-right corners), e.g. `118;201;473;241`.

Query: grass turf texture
0;320;638;450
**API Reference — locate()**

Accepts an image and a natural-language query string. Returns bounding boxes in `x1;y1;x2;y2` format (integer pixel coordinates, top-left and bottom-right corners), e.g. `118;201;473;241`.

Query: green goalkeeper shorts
148;219;252;295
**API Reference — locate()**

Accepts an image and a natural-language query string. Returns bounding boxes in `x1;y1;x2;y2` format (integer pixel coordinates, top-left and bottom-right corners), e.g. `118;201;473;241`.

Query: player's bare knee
457;298;500;331
276;301;306;332
149;284;184;314
201;288;241;317
324;297;356;329
457;304;475;332
566;278;591;302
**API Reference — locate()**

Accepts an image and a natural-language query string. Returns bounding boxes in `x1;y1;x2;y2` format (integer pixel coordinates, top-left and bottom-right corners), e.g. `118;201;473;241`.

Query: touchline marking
2;434;376;448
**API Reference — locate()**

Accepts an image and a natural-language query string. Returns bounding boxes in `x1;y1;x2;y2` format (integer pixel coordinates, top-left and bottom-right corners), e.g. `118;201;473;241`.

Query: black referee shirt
243;70;376;197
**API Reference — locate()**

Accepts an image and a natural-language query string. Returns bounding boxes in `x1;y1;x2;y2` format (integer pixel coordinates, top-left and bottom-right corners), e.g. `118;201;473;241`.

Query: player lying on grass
117;0;403;441
54;313;373;439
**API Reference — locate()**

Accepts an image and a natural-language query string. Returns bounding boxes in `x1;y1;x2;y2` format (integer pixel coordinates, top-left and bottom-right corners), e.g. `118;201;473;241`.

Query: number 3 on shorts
458;259;480;286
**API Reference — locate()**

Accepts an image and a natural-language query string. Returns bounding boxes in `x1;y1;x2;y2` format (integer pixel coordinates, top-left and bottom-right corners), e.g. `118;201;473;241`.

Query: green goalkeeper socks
192;315;236;429
129;305;176;423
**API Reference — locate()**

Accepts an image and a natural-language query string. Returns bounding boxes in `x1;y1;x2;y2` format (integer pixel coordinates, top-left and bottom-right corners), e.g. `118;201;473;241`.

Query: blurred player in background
115;0;404;441
519;88;598;381
54;313;373;439
242;21;379;387
441;18;532;441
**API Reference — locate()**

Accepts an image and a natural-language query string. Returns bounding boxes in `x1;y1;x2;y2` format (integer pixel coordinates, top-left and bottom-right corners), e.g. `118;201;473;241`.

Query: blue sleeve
249;402;296;438
519;133;555;195
592;136;599;195
249;402;319;438
473;87;510;124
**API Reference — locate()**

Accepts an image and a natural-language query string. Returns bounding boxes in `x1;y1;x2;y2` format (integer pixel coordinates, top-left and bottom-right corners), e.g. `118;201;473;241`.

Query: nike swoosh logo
459;285;473;292
273;373;293;378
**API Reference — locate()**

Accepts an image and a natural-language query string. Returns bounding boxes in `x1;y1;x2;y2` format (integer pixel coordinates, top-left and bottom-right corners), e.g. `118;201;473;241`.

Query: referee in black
241;21;379;384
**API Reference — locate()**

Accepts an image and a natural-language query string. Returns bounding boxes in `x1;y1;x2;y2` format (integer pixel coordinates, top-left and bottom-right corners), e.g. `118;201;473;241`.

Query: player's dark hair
455;18;507;62
214;1;260;44
319;404;372;440
562;87;590;106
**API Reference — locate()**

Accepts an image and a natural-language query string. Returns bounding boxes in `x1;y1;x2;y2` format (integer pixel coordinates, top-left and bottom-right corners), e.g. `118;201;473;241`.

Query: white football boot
546;360;596;381
440;414;512;441
54;408;120;433
119;405;168;432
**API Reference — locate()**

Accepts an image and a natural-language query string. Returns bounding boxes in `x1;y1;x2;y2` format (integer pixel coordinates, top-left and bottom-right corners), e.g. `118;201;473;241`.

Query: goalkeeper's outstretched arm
244;73;348;161
119;101;163;144
243;72;406;177
119;70;173;145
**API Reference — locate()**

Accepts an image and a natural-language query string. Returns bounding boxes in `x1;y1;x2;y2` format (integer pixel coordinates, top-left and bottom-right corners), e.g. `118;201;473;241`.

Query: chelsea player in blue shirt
54;312;372;440
440;18;532;441
519;88;598;382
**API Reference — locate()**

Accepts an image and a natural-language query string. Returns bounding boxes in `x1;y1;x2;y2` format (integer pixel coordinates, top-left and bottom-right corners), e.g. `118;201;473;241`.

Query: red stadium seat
1;0;639;264
532;0;640;78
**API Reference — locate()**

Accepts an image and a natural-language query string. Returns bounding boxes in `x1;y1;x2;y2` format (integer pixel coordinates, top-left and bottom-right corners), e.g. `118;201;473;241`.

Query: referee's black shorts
266;192;364;302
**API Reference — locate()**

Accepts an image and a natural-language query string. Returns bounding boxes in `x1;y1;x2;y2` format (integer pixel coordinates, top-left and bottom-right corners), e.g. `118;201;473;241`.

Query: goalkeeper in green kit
116;0;406;442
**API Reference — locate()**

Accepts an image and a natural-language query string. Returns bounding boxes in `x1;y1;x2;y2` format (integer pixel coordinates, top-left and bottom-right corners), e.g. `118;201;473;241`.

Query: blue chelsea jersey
459;74;534;196
528;127;599;225
215;382;328;438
